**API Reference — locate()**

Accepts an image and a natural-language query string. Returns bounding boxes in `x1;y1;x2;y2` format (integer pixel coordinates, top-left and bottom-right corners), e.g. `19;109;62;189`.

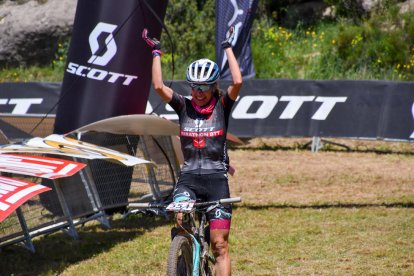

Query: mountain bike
129;197;241;276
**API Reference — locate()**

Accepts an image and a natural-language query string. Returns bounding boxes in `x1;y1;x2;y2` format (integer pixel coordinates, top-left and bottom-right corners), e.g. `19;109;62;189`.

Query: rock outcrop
0;0;76;66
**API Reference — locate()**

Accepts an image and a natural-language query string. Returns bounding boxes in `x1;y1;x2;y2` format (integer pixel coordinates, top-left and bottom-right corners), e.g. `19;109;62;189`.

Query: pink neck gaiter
191;97;217;115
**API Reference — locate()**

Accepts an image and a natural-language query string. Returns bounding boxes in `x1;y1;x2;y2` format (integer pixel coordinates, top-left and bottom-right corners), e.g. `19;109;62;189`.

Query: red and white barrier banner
0;154;86;179
0;176;51;222
0;134;152;167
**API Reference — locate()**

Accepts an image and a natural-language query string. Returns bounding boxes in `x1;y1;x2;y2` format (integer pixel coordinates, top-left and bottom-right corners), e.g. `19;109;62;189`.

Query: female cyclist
143;27;242;276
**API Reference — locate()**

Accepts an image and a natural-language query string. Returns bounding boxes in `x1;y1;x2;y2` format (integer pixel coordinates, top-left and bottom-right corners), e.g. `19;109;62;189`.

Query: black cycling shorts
173;172;232;227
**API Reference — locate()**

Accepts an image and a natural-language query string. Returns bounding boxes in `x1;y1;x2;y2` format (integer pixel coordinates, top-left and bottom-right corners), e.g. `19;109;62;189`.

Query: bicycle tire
167;235;193;276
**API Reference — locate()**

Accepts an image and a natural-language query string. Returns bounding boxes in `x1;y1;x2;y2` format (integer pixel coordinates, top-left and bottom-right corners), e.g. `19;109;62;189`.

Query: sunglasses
190;84;213;92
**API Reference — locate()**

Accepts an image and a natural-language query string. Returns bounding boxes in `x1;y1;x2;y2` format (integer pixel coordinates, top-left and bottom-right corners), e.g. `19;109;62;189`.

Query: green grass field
1;206;412;275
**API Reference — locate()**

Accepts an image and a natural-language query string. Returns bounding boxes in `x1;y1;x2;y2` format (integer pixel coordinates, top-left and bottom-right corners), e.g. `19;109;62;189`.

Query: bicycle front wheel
167;235;193;276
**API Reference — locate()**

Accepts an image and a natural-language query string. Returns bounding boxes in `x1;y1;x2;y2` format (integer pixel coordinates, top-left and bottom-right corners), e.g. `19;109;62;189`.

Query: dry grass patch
229;148;414;206
231;207;414;275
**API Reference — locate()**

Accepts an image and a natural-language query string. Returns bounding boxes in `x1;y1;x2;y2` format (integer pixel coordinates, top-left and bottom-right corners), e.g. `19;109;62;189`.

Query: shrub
160;0;215;79
319;2;414;80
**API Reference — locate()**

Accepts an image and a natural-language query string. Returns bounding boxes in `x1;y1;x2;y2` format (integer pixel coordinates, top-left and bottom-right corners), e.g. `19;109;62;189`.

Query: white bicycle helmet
186;58;220;85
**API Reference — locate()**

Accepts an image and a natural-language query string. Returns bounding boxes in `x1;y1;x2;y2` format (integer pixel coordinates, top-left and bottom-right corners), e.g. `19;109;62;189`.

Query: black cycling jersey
168;92;235;174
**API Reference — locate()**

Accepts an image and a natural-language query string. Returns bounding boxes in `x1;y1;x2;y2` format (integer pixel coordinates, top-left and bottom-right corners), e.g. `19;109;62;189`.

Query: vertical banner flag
215;0;258;80
48;0;168;216
54;0;168;134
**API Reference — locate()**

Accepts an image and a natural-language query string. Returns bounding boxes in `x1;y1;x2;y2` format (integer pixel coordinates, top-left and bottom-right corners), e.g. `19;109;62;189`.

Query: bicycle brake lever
206;203;220;213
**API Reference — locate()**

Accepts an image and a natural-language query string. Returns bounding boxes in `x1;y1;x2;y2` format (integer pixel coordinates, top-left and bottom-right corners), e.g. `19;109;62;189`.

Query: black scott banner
148;80;414;141
2;80;414;142
54;0;168;134
215;0;258;80
50;0;168;215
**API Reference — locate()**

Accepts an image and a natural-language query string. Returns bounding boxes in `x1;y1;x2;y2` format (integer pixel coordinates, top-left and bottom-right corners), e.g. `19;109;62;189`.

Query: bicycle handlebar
128;202;153;208
195;197;242;207
128;197;242;209
220;197;241;204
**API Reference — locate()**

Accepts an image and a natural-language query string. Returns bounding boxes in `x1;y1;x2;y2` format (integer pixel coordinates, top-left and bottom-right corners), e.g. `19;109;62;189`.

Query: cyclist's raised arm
142;29;173;103
225;47;242;101
152;55;173;103
221;26;243;101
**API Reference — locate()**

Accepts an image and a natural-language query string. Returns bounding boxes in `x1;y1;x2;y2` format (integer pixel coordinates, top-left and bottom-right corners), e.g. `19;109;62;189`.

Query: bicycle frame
181;207;213;276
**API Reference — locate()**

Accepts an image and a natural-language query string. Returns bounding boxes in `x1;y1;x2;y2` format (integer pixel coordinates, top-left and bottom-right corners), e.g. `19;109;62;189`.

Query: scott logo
221;0;243;69
149;95;347;121
65;21;138;86
195;119;204;128
0;98;43;114
232;95;347;120
88;22;118;66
